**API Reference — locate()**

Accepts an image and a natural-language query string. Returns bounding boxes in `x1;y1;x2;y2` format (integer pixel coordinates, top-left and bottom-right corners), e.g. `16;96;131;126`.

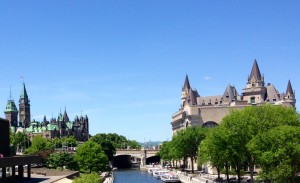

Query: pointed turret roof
20;82;29;100
249;60;262;81
5;88;18;113
4;100;18;113
286;80;295;98
183;75;191;90
63;108;70;122
185;89;198;106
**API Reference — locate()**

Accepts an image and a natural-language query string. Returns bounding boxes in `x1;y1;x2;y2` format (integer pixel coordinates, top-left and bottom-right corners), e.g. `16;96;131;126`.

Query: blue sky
0;1;299;142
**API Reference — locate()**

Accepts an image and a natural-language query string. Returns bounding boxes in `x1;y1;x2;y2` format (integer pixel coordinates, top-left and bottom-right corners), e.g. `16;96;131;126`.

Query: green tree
75;140;109;173
248;125;300;183
200;105;300;183
47;152;79;170
172;126;207;173
73;172;102;183
90;134;116;162
199;126;232;182
25;135;54;164
128;140;141;150
62;136;78;148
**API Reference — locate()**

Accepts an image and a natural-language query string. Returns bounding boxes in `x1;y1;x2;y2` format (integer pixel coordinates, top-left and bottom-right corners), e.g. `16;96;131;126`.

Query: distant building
171;60;296;134
4;82;89;142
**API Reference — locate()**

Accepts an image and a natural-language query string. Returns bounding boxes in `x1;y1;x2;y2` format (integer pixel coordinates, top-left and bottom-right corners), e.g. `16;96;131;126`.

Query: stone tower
4;89;18;128
285;80;296;107
181;75;191;105
19;82;31;128
242;60;267;104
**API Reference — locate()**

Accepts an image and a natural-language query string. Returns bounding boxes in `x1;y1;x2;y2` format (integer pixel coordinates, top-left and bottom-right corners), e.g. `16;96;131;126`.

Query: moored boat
153;170;170;179
161;173;181;182
147;167;160;175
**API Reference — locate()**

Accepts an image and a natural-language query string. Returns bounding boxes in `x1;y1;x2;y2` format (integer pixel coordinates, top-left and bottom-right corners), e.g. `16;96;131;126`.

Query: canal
113;169;163;183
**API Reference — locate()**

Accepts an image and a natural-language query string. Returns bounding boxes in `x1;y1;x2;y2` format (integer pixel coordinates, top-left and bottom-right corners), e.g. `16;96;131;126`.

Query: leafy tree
73;172;102;183
172;126;207;173
62;136;78;148
75;140;109;173
248;125;300;183
199;126;232;182
52;137;62;148
25;135;54;164
47;152;79;170
127;140;141;150
90;134;116;162
200;105;300;183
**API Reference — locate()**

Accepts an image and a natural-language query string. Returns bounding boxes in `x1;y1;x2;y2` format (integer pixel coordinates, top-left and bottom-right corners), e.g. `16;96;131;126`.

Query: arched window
202;121;218;128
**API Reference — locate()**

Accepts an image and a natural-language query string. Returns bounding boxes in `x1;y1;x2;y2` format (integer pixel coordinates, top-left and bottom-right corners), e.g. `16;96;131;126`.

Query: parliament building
171;60;296;133
4;82;89;142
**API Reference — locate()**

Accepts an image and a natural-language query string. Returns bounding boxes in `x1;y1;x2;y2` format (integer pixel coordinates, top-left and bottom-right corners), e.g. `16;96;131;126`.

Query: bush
73;172;102;183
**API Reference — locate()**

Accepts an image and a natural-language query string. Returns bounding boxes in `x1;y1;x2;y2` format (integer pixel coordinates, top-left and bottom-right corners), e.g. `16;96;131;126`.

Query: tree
127;140;141;150
248;125;300;183
200;105;300;183
73;172;102;183
172;126;207;173
75;140;109;173
62;136;78;147
47;152;79;170
199;126;232;182
25;135;54;164
12;132;30;153
90;134;116;162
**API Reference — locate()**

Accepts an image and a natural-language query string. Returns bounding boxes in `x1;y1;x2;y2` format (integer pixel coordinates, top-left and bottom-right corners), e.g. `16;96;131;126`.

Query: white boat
161;173;181;182
153;170;169;179
147;167;160;175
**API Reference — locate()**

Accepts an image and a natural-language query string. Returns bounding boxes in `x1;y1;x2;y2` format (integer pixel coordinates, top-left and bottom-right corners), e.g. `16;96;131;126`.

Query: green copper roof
4;100;18;113
20;82;29;99
47;124;58;131
66;121;73;129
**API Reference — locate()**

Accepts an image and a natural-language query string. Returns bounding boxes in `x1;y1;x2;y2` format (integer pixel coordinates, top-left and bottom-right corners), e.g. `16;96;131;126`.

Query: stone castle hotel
4;82;89;141
172;60;296;133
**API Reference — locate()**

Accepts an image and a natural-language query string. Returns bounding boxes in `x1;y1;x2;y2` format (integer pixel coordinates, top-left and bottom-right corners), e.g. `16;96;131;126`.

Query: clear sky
0;1;299;142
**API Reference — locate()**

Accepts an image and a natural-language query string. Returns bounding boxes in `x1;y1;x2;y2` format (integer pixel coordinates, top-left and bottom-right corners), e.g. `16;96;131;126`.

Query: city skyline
1;1;300;142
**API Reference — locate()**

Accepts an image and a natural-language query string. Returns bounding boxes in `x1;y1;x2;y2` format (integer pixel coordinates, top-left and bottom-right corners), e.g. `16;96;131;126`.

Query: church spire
249;59;262;82
286;80;295;99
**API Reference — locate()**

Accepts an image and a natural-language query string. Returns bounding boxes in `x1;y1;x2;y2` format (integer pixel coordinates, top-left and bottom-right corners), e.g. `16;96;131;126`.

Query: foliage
61;136;78;147
90;133;138;162
25;135;54;154
47;152;79;170
199;105;300;183
248;125;300;183
75;140;109;173
159;126;207;173
10;131;30;155
127;140;141;150
25;135;54;164
73;172;102;183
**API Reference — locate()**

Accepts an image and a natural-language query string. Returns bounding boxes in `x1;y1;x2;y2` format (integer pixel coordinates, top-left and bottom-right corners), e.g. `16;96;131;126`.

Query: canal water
113;169;163;183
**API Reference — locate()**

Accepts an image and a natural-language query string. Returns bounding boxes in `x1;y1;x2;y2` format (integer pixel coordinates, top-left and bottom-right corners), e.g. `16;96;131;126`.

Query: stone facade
4;82;89;142
171;60;296;134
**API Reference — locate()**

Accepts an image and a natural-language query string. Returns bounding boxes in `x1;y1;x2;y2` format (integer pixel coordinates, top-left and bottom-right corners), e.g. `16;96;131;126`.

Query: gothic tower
19;82;31;128
242;60;267;104
181;75;191;105
4;89;18;128
285;80;296;107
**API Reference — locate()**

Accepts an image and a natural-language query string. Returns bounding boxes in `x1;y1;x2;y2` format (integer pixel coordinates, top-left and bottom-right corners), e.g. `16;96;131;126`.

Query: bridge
115;149;160;167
